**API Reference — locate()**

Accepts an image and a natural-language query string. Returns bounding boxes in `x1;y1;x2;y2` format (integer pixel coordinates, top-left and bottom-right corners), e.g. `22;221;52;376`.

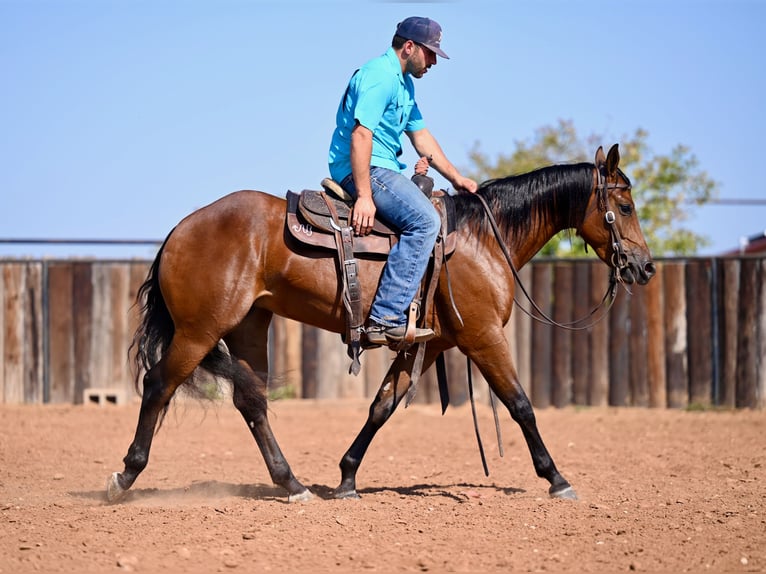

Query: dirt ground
1;397;764;573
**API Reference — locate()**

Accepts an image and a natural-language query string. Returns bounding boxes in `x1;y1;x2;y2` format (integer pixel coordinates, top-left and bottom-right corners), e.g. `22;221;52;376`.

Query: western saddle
285;178;456;376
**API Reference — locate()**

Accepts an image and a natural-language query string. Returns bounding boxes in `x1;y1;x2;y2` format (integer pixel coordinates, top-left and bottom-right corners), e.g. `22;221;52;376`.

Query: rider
328;16;478;346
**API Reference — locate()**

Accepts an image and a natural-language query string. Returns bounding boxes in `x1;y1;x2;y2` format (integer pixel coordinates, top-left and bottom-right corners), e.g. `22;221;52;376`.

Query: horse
106;144;655;503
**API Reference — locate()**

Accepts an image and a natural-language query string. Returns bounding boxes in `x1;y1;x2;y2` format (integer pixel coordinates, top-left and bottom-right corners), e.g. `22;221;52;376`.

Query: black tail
129;231;176;394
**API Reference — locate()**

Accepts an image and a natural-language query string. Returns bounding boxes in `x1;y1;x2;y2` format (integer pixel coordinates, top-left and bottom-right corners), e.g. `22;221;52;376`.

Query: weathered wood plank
588;264;610;406
48;263;75;404
90;264;113;397
3;264;25;404
686;260;714;406
645;262;666;408
72;263;94;404
663;262;688;409
530;263;552;408
551;262;573;408
736;258;759;408
109;264;131;394
608;286;630;407
23;262;44;403
301;325;319;399
718;258;740;407
271;316;303;397
512;264;533;397
571;261;591;405
629;284;649;407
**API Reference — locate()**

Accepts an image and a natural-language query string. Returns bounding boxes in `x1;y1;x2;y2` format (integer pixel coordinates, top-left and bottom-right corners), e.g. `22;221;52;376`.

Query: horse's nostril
644;261;656;277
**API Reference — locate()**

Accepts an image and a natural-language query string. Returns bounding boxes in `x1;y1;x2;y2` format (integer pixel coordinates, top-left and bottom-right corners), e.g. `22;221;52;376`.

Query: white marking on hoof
335;490;361;500
287;489;314;503
106;472;128;504
550;486;578;500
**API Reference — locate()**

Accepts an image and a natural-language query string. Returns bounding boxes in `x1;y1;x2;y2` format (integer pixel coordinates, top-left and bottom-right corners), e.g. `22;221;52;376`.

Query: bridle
474;164;633;332
595;166;632;285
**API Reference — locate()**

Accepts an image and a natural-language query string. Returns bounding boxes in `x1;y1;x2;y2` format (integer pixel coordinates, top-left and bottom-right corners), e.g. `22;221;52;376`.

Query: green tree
465;119;718;256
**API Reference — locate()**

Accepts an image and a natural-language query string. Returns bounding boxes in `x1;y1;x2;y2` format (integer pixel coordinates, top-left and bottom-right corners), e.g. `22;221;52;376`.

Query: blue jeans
341;167;441;327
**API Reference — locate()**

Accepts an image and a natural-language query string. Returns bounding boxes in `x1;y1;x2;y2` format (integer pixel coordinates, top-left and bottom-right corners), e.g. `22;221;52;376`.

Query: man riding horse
328;16;478;347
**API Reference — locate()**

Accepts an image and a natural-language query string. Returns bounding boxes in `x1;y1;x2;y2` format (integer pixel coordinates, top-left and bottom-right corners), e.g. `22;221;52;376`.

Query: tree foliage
465;119;718;256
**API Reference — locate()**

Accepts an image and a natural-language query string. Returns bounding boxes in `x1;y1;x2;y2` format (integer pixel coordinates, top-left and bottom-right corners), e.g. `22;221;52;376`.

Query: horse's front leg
334;347;430;499
470;338;577;500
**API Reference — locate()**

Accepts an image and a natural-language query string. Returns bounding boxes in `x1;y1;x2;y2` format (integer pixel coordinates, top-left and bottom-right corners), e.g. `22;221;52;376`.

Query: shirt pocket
393;85;415;128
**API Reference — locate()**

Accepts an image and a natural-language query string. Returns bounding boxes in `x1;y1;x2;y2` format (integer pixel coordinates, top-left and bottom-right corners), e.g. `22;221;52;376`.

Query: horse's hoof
550;485;578;500
106;472;129;504
287;489;314;503
334;489;361;500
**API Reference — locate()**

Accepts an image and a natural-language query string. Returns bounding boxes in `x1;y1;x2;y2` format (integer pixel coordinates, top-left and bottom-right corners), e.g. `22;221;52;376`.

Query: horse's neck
508;223;559;269
502;209;584;270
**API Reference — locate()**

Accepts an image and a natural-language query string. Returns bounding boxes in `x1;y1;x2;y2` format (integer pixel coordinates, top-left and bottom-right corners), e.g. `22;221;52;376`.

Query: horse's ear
605;144;620;176
594;146;606;169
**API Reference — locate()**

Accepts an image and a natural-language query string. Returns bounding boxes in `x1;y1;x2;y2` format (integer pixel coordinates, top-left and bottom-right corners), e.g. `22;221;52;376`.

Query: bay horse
106;144;655;503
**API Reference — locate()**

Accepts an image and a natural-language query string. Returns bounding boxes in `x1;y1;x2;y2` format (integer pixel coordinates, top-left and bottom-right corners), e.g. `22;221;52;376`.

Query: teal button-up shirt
328;47;426;182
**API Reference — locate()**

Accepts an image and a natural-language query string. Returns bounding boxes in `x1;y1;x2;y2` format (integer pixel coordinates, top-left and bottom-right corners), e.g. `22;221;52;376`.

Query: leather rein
475;166;633;332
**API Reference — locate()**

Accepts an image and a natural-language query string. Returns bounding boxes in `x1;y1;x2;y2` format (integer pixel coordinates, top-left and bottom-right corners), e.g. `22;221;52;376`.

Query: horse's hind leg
225;312;312;502
334;348;432;499
106;332;212;503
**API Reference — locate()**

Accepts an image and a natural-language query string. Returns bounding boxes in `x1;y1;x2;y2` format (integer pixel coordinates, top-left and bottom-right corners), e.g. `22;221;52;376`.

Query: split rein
474;170;632;332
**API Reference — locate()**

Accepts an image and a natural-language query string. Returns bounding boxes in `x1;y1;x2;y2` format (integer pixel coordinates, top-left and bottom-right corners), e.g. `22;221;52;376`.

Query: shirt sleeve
405;101;425;133
351;69;393;132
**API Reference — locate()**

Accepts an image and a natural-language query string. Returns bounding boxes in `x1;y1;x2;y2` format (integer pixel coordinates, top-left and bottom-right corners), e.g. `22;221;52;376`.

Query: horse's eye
619;204;633;216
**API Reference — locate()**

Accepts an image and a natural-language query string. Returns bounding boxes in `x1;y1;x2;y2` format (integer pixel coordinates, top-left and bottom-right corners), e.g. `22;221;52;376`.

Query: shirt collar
383;47;405;85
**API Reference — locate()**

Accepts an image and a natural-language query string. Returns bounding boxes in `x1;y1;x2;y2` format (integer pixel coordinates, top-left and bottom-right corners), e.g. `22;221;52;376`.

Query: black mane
452;162;596;237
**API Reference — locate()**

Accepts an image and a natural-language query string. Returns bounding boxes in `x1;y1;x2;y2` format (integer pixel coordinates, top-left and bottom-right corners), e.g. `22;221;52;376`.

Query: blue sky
2;0;764;259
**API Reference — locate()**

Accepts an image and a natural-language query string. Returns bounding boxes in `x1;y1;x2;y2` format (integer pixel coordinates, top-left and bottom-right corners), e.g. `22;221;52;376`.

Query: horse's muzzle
620;258;656;286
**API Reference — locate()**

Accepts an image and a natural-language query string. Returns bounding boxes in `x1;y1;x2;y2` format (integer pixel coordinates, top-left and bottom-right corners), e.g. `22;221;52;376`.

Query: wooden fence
1;256;764;408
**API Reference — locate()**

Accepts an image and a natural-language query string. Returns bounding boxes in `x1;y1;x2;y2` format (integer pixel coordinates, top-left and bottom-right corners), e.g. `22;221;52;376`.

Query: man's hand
414;155;431;176
352;195;376;236
453;174;478;194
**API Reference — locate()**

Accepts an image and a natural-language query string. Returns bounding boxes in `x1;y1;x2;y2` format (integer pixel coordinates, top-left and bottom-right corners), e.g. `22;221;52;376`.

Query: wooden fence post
48;263;75;403
736;258;760;408
551;261;573;407
588;263;610;406
513;265;533;397
686;260;714;406
301;325;319;398
271;316;303;397
664;261;688;408
530;263;552;408
23;263;44;404
608;286;630;406
629;285;649;407
646;262;666;408
718;258;740;407
72;262;94;405
3;264;27;404
109;264;132;394
571;260;591;405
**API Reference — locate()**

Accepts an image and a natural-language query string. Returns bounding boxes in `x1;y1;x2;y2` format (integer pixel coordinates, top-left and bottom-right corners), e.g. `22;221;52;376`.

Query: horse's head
580;144;656;285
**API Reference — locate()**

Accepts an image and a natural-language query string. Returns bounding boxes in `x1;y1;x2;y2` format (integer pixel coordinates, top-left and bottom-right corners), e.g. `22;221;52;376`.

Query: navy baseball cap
395;17;449;59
